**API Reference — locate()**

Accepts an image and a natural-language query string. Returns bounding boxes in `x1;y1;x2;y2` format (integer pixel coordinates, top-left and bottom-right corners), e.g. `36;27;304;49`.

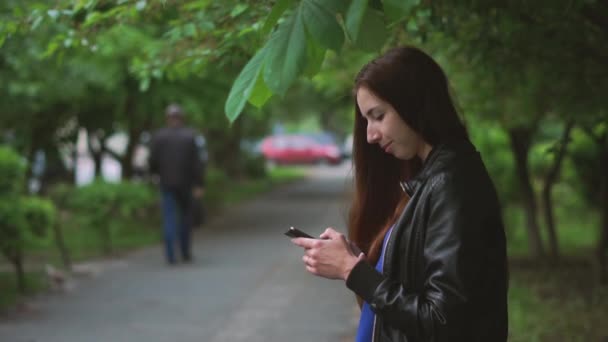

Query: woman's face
356;86;432;161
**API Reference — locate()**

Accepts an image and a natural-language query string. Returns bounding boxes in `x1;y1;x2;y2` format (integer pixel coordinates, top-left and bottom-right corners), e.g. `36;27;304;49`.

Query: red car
260;134;342;165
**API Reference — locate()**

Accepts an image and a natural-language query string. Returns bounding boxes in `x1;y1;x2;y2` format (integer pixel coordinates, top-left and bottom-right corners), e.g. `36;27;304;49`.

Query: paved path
0;164;359;342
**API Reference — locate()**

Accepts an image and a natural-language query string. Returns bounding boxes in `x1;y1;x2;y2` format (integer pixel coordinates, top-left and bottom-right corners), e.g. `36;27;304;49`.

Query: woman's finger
291;237;316;249
320;227;340;239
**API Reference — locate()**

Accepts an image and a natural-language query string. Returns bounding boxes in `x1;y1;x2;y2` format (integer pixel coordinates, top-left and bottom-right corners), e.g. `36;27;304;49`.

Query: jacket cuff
345;260;385;303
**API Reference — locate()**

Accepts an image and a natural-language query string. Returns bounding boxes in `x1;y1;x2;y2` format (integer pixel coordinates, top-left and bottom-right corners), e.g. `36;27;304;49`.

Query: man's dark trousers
160;187;193;263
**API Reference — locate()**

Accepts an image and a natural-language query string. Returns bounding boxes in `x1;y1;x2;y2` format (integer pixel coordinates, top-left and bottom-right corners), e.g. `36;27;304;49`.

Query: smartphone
284;226;315;239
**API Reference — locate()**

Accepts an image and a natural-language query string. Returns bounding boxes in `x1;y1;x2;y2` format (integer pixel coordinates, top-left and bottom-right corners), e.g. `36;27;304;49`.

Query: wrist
343;253;365;281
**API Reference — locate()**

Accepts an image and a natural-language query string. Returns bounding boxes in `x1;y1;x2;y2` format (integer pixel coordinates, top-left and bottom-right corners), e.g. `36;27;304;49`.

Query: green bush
566;127;603;208
469;124;519;204
204;167;228;212
0;198;24;255
0;145;56;292
0;145;25;195
206;167;229;187
67;180;155;215
240;154;267;179
0;146;28;254
62;180;156;254
20;197;55;240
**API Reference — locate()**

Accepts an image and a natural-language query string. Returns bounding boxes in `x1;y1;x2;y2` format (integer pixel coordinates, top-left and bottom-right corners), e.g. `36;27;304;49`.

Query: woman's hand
291;227;365;281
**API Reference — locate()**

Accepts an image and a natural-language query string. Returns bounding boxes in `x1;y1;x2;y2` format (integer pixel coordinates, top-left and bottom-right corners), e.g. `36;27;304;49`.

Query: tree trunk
13;250;26;294
541;121;573;261
598;142;608;284
508;127;545;258
208;119;244;179
41;144;75;190
119;89;139;180
225;126;243;179
120;124;142;180
24;143;35;194
87;133;103;179
53;219;72;271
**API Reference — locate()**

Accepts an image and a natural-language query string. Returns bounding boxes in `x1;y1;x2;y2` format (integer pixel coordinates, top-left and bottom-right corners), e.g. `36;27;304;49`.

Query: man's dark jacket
149;126;203;190
346;140;508;341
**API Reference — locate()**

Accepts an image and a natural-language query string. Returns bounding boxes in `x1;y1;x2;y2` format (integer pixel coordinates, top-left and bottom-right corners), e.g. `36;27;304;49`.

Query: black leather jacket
346;140;508;342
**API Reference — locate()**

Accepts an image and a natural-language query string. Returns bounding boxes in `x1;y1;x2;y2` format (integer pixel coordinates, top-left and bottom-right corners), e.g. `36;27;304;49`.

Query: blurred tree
0;146;56;293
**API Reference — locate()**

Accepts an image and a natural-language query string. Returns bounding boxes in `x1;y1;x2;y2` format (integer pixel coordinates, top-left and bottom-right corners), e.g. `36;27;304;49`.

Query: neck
418;143;433;162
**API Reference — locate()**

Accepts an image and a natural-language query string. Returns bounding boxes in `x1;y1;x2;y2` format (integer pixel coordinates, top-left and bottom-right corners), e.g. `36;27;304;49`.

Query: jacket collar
399;140;475;197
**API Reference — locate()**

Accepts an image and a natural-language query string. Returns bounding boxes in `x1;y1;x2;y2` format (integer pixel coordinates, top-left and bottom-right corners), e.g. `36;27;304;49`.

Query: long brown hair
347;140;419;265
348;46;468;266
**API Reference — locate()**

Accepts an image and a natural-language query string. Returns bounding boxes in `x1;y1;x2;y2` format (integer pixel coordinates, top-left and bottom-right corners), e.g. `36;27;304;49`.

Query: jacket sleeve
346;176;486;341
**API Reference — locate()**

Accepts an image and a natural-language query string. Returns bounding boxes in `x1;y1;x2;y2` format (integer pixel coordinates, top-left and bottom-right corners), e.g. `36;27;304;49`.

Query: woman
292;46;508;341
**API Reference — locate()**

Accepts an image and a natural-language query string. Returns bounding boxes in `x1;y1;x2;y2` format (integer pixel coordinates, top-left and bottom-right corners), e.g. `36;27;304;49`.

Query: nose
367;124;380;144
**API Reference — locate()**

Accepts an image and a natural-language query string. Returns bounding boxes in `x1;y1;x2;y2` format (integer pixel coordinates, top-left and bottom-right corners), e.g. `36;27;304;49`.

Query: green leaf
301;0;344;50
47;9;60;20
184;23;197;38
182;0;212;11
316;0;350;14
225;47;268;122
383;0;419;23
249;74;273;108
345;0;368;43
31;14;44;30
262;0;292;35
355;9;386;52
263;8;307;96
41;36;62;58
83;12;103;28
230;4;249;18
303;39;326;76
140;77;151;91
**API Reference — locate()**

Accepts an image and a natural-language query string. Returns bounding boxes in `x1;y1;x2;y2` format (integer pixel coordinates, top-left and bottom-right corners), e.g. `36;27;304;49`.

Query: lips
381;141;392;152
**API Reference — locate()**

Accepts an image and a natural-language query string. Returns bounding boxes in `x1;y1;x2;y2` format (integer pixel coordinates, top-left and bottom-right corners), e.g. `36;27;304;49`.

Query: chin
394;151;416;161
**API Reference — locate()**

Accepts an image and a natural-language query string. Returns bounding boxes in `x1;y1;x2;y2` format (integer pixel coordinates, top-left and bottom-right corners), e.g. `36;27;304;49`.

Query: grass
508;258;608;342
505;196;607;341
204;165;307;210
222;166;307;205
25;217;162;262
0;271;47;311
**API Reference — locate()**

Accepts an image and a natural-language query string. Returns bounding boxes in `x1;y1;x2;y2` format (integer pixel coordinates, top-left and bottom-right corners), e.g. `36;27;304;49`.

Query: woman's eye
375;113;385;121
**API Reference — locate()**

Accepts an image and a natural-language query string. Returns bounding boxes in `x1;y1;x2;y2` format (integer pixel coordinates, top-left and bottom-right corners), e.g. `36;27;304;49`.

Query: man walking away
149;104;204;264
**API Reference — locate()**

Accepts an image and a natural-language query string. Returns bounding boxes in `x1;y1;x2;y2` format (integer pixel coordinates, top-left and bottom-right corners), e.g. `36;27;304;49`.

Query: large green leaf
249;72;273;108
316;0;350;14
355;9;386;52
383;0;419;23
225;47;268;122
301;0;344;50
303;38;326;76
345;0;368;43
263;7;307;96
261;0;292;35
